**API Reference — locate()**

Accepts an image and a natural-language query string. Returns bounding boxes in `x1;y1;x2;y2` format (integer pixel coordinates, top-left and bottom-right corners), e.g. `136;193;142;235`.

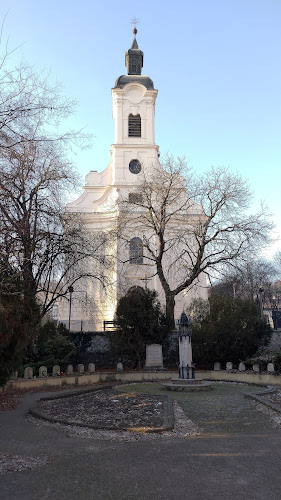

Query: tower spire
131;27;139;49
125;22;143;75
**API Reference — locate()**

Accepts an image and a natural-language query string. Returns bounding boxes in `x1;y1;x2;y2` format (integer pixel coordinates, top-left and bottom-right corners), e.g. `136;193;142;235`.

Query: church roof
114;74;154;89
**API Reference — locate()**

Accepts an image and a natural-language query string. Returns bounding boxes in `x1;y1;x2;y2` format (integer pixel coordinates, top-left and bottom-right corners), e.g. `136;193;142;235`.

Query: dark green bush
192;294;272;366
109;286;168;368
22;321;76;373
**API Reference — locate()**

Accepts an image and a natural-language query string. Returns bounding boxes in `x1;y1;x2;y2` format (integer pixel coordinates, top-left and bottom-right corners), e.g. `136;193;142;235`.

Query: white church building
58;29;207;332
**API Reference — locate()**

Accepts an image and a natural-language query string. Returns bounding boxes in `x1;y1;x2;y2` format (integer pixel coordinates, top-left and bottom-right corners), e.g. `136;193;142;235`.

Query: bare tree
0;130;112;318
0;25;91;153
118;155;272;327
274;251;281;275
210;259;277;300
0;31;109;319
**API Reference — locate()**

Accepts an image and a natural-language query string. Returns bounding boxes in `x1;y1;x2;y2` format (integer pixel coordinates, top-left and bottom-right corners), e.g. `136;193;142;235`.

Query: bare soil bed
36;389;165;430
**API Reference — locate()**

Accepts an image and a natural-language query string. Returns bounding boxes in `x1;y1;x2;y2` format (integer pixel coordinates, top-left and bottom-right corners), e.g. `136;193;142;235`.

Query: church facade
58;30;207;332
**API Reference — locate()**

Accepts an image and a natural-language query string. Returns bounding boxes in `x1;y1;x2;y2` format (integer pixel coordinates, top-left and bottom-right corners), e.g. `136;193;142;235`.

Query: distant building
262;280;281;329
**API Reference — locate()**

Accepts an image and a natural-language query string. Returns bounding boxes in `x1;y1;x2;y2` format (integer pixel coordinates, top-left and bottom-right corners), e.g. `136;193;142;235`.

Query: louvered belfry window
128;114;141;137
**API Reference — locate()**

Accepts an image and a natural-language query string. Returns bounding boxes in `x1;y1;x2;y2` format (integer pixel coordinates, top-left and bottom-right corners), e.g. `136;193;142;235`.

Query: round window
129;159;141;174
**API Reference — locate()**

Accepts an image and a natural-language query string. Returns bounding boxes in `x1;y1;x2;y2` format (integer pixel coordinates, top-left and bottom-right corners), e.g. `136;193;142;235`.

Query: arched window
128;114;141;137
129;237;143;264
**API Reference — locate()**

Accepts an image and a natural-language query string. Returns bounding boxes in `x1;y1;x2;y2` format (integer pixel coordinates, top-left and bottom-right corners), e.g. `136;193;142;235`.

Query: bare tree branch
118;155;273;327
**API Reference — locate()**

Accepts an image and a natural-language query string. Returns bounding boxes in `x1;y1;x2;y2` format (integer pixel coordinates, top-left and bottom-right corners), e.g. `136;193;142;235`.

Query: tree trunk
166;292;176;330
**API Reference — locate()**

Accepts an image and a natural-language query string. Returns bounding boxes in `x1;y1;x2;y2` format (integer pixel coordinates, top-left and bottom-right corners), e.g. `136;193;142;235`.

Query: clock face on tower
129;159;141;174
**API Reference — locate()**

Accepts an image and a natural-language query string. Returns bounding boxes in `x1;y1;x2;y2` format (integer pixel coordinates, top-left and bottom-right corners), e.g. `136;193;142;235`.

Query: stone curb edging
29;385;174;433
203;378;269;387
244;387;281;415
37;384;114;402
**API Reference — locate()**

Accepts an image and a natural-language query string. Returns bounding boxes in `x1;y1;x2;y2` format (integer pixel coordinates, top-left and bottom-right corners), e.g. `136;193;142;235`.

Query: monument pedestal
164;378;212;391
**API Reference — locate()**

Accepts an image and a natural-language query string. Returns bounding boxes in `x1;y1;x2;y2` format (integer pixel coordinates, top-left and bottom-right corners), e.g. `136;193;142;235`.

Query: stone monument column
178;312;195;380
163;312;212;391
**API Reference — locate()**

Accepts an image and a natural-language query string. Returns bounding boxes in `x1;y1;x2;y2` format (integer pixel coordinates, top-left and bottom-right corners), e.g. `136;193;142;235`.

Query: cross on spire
131;17;140;28
131;17;140;36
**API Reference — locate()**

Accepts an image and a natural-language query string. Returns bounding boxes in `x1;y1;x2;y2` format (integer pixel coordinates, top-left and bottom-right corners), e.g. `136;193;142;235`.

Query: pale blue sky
1;0;280;256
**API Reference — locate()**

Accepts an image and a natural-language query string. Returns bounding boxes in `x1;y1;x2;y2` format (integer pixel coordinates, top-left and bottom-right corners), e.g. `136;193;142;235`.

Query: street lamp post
68;286;74;331
258;287;264;320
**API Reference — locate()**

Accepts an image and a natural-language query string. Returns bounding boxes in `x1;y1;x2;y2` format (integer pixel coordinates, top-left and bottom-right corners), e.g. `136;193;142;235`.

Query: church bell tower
111;28;159;186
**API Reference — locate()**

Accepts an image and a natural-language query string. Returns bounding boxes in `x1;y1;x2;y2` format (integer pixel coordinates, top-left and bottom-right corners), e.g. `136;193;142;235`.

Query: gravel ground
0;454;48;476
252;399;281;427
0;392;21;413
262;391;281;405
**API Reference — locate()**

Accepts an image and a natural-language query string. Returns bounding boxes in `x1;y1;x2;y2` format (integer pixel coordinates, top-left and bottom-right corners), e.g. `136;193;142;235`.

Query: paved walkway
1;383;281;500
